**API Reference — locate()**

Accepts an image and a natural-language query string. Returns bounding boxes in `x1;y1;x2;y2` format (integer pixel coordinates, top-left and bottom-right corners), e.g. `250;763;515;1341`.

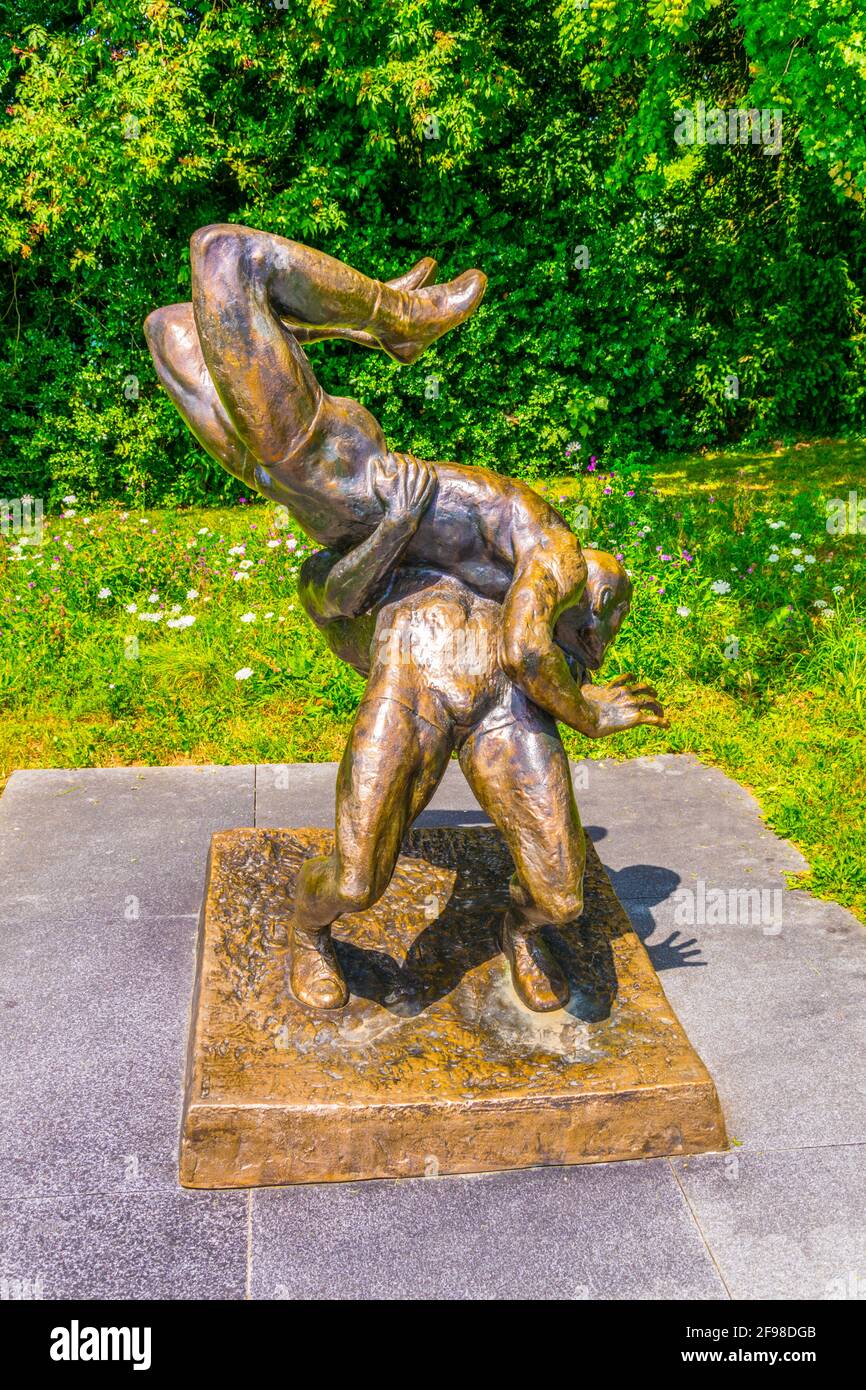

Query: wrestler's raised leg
289;255;439;347
289;699;453;1009
459;710;585;1011
189;224;485;470
143;259;439;485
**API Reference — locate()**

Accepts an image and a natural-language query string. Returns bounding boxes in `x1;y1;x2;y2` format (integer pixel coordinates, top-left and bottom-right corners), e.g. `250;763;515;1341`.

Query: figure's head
554;548;632;673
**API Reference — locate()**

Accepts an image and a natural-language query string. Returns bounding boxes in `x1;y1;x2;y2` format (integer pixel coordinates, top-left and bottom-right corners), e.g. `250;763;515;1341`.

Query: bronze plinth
181;827;725;1188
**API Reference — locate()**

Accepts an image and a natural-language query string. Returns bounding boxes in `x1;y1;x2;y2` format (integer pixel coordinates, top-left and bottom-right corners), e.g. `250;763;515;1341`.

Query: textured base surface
181;826;726;1187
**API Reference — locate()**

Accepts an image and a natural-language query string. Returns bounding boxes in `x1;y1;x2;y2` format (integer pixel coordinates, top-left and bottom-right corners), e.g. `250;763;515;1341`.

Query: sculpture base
180;827;726;1188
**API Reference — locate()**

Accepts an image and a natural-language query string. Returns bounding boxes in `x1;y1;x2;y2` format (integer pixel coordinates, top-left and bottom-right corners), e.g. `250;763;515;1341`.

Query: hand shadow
585;839;706;973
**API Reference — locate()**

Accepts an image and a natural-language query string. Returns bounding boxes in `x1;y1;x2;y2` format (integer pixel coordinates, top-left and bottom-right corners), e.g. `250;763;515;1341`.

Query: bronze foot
500;917;570;1013
289;925;349;1011
285;257;440;349
381;270;488;364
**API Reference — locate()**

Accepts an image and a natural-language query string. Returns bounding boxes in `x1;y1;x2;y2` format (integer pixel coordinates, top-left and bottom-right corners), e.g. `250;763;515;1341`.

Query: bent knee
190;223;270;286
144;303;194;359
190;222;245;264
144;303;178;349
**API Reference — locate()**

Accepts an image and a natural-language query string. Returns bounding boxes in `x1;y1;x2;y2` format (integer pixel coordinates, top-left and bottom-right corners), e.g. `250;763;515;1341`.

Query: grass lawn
2;440;864;920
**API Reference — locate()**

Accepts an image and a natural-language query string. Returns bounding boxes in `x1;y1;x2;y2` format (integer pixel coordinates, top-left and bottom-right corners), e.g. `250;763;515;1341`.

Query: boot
500;913;570;1012
193;225;484;363
288;257;439;348
289;923;349;1010
369;269;488;364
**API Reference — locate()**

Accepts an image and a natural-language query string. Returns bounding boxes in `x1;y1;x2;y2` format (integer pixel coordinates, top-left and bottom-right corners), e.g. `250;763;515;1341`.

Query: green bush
1;1;865;505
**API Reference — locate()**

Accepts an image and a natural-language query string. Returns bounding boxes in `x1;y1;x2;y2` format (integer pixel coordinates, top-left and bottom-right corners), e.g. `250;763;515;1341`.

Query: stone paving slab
672;1145;866;1301
250;1161;726;1301
629;896;866;1154
0;914;198;1198
0;1191;247;1300
0;767;254;1200
1;756;863;1299
0;764;255;926
254;758;489;829
573;754;808;905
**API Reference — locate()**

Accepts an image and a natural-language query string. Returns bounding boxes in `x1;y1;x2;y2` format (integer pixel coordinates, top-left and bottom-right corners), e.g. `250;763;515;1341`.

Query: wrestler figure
144;225;656;737
289;457;665;1012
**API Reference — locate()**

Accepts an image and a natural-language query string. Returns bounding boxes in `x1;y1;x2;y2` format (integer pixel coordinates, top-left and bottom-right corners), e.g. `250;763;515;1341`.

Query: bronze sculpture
145;226;667;1015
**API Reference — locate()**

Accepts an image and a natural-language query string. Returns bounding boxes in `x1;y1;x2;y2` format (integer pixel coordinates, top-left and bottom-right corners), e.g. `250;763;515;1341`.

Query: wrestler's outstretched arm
500;533;668;737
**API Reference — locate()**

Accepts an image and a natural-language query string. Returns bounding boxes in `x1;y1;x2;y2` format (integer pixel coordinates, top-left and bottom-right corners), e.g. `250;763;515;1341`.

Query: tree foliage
1;0;865;503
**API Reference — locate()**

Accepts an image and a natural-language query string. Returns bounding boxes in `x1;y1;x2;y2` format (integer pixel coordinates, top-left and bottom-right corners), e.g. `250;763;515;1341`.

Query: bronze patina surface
146;228;669;1019
145;226;667;747
180;827;726;1188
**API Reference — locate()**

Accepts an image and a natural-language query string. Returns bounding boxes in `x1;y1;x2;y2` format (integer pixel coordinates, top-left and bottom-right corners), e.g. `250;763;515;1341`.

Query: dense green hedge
1;0;865;505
